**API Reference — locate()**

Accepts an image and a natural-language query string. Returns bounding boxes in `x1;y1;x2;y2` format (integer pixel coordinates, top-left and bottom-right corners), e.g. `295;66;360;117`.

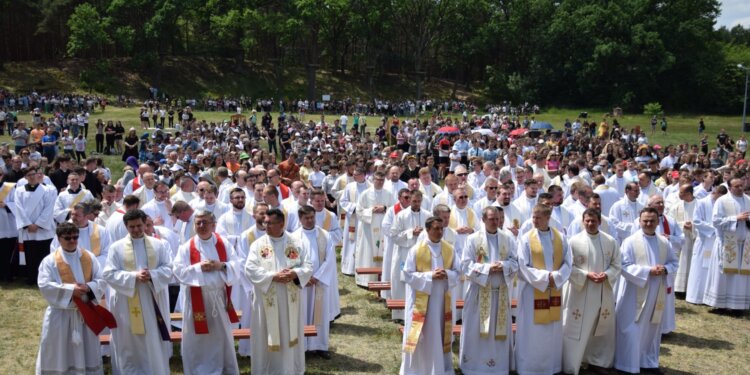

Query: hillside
0;57;483;101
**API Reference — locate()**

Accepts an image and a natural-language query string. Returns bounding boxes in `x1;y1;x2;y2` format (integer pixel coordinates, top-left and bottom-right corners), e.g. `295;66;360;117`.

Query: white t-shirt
74;137;87;152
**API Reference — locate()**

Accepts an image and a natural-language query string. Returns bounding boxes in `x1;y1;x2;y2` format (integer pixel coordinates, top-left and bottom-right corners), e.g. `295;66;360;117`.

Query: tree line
1;0;749;113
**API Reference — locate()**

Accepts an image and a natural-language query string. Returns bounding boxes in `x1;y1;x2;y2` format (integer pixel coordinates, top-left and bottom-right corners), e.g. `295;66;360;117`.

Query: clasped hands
432;267;448;280
72;283;91;298
273;268;298;283
650;264;667;276
136;268;152;282
489;262;503;274
586;272;608;283
200;260;224;272
456;226;474;235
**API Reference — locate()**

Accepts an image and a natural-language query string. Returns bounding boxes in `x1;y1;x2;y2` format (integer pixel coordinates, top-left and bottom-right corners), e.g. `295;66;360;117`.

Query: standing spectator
122;128;139;162
95;119;105;154
698;117;705;134
41;127;57;162
660;116;668;135
114;121;125;154
73;134;87;162
12;122;28;154
736;135;747;159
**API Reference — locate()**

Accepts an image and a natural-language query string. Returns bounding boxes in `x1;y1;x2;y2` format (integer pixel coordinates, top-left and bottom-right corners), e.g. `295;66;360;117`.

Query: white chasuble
355;187;396;286
562;231;620;374
243;233;312;375
459;230;518;374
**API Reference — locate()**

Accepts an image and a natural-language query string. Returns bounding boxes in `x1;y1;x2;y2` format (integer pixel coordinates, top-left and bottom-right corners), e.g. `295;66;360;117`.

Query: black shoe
316;350;332;360
641;367;665;375
456;319;462;325
394;319;404;325
334;313;341;321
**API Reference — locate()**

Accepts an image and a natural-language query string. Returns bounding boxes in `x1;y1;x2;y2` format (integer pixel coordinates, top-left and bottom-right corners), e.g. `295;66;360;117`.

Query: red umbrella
437;126;461;135
509;128;528;137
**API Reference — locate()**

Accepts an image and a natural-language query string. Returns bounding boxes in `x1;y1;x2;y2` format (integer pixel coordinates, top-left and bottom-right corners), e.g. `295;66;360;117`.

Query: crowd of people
1;97;749;375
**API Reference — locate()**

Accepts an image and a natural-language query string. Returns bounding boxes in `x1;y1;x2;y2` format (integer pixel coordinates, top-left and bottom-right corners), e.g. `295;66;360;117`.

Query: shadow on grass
305;352;384;373
674;305;698;315
662;332;734;350
330;322;382;336
338;305;357;316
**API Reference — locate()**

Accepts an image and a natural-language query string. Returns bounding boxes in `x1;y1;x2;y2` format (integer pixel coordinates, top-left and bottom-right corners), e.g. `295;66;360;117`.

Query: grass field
1;106;750;374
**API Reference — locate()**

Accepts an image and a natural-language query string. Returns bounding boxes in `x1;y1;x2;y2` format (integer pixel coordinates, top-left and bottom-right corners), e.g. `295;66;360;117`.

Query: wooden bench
398;324;516;335
99;325;317;345
169;311;243;321
386;299;517;310
367;281;391;291
355;267;383;276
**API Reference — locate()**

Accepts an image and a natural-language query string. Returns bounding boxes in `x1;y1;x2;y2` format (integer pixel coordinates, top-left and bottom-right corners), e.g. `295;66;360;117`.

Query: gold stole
258;235;302;351
720;197;750;274
322;210;332;231
633;234;667;324
122;236;158;335
89;224;101;256
68;189;88;209
55;248;93;284
246;228;257;248
448;208;476;231
346;184;359;242
529;228;563;324
0;183;15;202
311;228;328;326
475;233;509;340
404;241;453;354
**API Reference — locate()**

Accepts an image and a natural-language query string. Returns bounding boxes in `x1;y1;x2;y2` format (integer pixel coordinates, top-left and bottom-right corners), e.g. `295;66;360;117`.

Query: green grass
2;268;749;374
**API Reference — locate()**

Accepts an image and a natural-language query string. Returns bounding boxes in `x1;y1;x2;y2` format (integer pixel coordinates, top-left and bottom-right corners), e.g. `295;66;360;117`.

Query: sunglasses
457;195;468;199
457;173;468;177
61;236;79;241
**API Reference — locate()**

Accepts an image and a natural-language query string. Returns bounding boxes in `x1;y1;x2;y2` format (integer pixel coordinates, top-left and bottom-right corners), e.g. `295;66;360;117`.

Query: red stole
132;176;141;191
394;203;403;215
278;183;290;199
189;234;240;334
662;216;670;235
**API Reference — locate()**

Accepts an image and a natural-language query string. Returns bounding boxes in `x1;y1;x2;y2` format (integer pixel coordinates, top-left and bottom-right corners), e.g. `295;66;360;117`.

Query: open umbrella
437;126;461;135
509;128;528;137
530;121;554;130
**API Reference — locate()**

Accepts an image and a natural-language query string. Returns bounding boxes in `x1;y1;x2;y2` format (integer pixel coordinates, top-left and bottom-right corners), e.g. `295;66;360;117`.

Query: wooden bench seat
100;325;317;345
355;267;383;276
367;281;391;291
386;299;465;310
386;299;517;310
169;311;243;321
398;324;516;335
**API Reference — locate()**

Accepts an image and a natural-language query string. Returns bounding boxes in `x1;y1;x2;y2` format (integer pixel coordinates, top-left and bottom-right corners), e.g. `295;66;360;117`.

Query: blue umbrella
530;121;554;130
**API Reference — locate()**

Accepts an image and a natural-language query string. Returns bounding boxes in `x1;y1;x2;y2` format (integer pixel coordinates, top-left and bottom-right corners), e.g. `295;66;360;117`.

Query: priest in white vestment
392;191;431;321
515;204;572;375
192;184;231;219
243;208;313;375
236;202;269;356
593;175;620;216
296;205;336;359
14;166;57;284
339;168;371;275
310;189;341;320
686;187;726;304
36;223;109;375
471;177;499;218
704;177;750;311
419;168;442;211
141;181;176;231
563;209;620;374
614;208;678;374
510;179;539;220
667;184;698;294
53;172;94;223
50;204;111;266
400;216;459;375
216;187;255;248
173;211;242;375
132;172;157;208
381;189;412;300
102;209;173;375
459;207;518;375
566;194;617;240
609;183;643;245
355;171;396;287
105;196;141;244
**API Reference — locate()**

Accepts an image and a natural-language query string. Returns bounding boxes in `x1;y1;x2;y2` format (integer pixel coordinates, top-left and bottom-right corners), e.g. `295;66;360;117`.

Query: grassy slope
0;58;478;100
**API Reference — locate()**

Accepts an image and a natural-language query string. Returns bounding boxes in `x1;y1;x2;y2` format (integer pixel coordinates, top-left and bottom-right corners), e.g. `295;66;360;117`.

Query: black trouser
268;139;277;156
169;285;181;313
84;123;89;138
20;238;52;285
105;135;115;154
96;134;104;153
0;237;18;282
75;151;86;162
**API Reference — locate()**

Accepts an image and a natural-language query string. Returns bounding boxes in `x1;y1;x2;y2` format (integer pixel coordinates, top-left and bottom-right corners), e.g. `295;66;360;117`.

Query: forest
2;0;750;112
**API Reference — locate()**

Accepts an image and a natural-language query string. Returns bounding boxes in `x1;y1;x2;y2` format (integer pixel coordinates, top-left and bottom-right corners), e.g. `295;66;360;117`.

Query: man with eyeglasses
473;176;499;216
14;165;57;284
173;210;242;374
36;222;112;375
50;202;111;266
244;208;313;375
103;209;173;375
454;165;477;203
